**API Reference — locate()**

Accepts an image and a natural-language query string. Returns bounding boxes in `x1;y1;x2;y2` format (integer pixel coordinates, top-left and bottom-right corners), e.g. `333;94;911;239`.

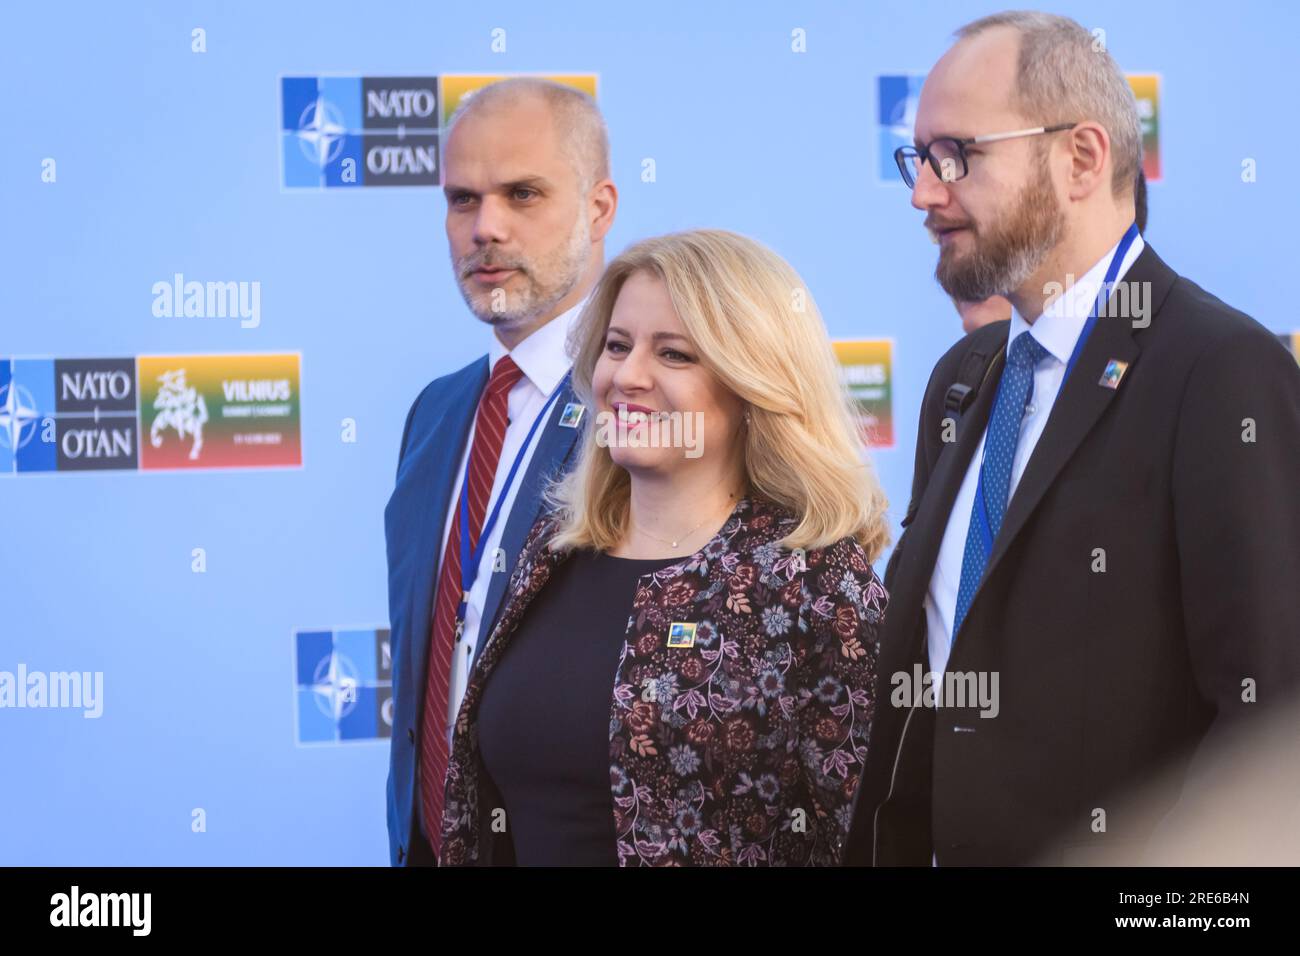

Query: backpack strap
943;343;1003;425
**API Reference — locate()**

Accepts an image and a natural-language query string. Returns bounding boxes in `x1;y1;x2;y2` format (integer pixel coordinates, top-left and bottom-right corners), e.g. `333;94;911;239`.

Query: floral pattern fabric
440;494;886;866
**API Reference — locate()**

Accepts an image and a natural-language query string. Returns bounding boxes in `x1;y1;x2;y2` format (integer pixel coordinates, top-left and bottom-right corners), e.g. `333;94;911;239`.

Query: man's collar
1009;231;1146;364
487;295;588;396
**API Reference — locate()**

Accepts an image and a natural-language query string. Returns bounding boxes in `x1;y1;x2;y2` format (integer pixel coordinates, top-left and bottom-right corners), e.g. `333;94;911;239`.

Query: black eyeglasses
894;123;1077;188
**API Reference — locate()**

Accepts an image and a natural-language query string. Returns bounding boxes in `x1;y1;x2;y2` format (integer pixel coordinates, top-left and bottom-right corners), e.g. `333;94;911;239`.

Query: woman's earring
743;411;751;426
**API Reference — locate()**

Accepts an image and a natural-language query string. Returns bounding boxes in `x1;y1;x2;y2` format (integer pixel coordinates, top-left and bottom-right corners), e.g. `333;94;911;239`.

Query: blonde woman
439;229;890;866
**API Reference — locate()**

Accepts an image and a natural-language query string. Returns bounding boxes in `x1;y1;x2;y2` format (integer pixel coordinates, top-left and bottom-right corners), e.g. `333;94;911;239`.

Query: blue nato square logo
0;358;57;474
294;627;393;744
281;76;365;188
877;74;926;182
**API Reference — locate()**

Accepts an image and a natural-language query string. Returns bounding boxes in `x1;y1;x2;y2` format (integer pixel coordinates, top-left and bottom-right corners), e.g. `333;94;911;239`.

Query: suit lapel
885;352;1005;653
473;381;583;664
392;358;489;698
973;244;1178;605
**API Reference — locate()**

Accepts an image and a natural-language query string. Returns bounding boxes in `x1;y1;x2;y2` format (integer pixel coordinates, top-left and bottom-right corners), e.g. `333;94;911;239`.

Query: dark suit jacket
383;356;582;867
846;243;1300;866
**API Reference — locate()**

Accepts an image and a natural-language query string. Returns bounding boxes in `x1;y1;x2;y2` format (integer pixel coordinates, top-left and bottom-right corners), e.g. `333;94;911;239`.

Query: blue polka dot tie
952;332;1050;641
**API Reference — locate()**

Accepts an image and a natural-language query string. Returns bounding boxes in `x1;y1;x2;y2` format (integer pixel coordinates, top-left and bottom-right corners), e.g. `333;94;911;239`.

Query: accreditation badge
666;622;697;649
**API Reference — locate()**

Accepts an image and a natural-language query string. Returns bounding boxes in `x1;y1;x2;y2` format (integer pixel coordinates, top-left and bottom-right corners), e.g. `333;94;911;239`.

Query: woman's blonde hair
545;229;890;561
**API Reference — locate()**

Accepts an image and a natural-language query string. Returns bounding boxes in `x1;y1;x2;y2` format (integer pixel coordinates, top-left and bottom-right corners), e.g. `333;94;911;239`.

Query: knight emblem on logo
150;369;209;460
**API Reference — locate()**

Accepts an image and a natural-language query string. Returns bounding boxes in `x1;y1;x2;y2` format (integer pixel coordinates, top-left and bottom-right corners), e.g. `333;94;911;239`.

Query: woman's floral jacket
439;493;887;866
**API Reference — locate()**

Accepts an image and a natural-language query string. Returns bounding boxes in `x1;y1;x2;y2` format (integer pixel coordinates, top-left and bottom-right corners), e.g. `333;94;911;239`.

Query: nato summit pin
559;402;585;428
1099;359;1130;389
666;622;697;649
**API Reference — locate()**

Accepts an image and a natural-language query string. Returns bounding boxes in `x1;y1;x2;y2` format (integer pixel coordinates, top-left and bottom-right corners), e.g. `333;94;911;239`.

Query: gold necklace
631;491;738;550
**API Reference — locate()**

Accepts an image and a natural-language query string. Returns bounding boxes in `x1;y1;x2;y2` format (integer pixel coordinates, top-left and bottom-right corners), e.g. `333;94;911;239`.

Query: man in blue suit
384;78;618;866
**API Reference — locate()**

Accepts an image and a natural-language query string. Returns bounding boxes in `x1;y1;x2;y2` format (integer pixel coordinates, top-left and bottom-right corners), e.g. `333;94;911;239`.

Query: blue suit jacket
383;356;582;866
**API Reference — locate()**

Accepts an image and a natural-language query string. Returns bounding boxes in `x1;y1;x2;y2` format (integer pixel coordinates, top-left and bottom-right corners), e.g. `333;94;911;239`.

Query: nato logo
877;75;926;182
294;627;393;744
280;76;439;188
0;357;138;474
0;358;45;474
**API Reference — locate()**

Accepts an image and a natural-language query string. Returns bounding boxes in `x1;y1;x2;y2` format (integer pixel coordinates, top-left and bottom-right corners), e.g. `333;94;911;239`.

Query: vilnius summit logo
0;354;302;474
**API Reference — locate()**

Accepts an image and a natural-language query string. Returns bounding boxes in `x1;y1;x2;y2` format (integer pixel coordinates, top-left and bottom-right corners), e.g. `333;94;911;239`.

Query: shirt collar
487;295;588;396
1008;230;1146;364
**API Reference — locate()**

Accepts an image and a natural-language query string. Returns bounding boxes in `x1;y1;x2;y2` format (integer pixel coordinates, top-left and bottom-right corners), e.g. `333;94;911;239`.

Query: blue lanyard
456;368;571;625
1062;221;1140;385
972;222;1140;559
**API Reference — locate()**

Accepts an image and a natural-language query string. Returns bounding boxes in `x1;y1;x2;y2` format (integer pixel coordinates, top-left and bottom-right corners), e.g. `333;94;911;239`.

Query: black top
476;547;681;866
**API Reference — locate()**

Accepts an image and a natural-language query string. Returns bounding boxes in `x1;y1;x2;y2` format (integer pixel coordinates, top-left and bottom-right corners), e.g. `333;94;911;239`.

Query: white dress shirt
438;299;586;743
924;232;1145;680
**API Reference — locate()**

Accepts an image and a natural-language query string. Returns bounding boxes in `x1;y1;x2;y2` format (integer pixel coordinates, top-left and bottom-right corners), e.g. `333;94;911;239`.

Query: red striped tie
419;354;525;859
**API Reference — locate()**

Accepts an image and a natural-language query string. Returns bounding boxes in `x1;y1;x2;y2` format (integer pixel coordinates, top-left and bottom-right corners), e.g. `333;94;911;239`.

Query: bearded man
847;11;1300;866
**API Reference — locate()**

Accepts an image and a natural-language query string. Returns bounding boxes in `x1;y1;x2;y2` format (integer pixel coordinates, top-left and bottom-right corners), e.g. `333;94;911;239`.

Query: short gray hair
956;11;1142;196
445;77;610;193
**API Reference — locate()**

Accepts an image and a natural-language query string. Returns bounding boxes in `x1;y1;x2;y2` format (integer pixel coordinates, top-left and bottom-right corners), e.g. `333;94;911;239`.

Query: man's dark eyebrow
914;131;972;147
504;175;553;192
443;175;554;200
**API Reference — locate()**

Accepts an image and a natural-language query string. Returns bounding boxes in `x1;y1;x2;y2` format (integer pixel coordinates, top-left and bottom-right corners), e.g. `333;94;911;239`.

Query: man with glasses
848;11;1300;866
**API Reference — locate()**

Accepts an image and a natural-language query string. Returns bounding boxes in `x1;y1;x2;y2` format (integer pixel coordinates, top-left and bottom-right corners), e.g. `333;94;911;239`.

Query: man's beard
933;159;1063;304
454;211;590;329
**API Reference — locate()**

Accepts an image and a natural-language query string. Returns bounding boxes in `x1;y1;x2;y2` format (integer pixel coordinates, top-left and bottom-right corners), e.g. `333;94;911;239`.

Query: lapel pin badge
1099;359;1129;390
666;622;697;649
558;402;585;428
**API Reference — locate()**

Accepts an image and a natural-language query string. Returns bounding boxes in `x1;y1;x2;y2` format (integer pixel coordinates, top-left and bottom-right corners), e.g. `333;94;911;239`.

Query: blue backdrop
2;0;1296;864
